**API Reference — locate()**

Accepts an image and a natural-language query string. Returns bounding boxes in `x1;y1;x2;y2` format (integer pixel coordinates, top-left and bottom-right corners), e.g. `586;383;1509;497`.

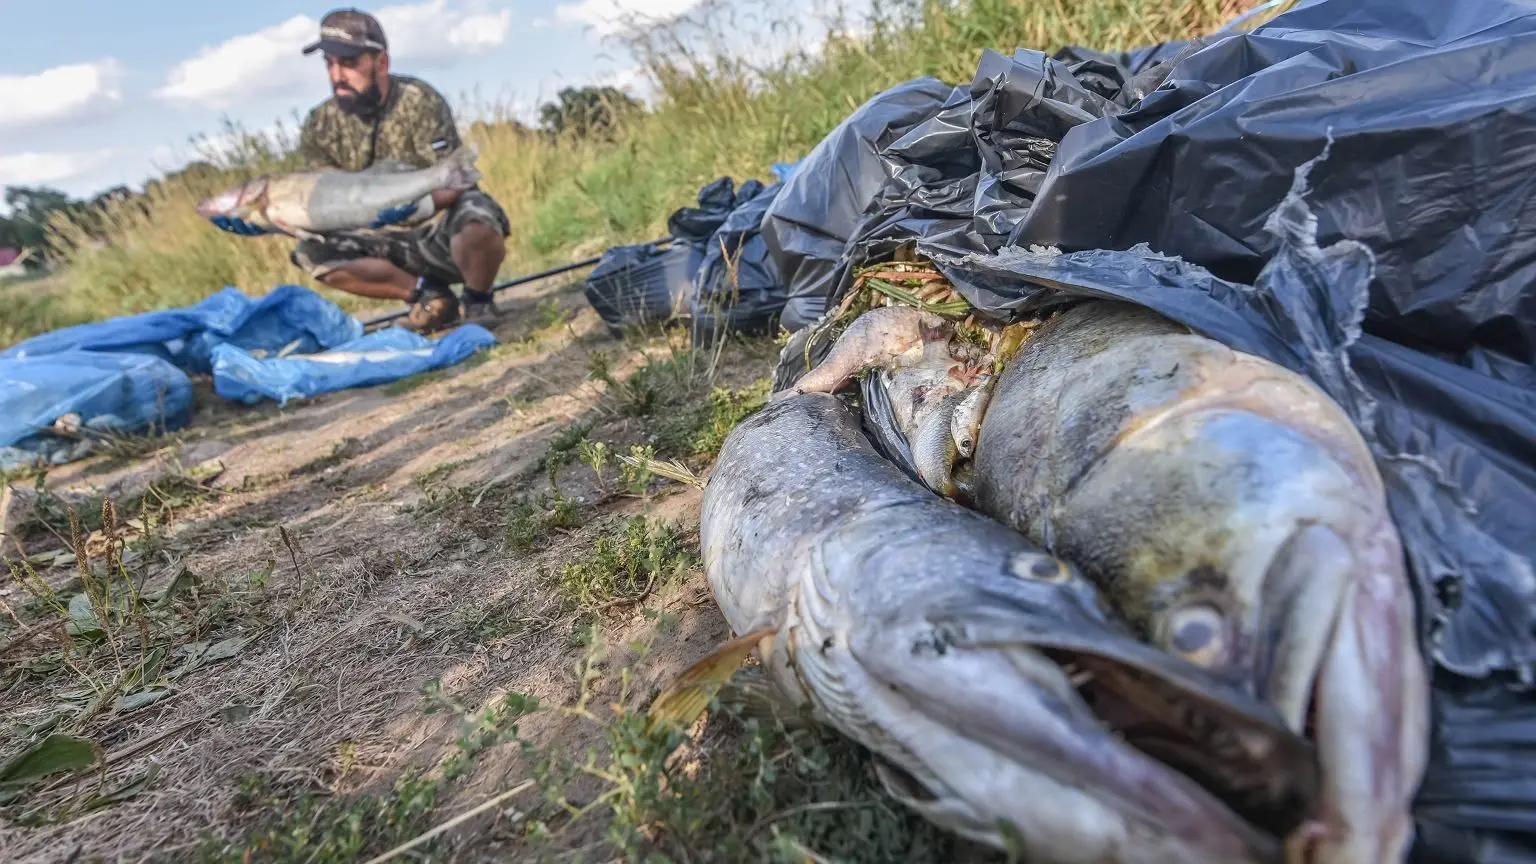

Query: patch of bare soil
0;275;985;864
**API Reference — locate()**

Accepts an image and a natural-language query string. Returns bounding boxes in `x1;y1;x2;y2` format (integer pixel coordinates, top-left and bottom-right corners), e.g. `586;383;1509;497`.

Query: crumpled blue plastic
0;284;363;375
0;350;194;471
210;324;498;406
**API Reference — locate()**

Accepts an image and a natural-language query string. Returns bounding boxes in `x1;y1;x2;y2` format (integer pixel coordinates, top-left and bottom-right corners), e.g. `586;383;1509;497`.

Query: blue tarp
0;284;363;375
0;285;498;470
0;351;194;470
211;324;498;406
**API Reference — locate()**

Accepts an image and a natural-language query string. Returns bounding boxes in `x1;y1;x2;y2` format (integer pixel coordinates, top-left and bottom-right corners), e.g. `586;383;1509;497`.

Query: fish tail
645;625;776;735
441;143;481;191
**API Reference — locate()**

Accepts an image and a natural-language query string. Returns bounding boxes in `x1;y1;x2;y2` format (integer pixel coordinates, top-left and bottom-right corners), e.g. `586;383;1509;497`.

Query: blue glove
369;200;419;228
210;215;270;236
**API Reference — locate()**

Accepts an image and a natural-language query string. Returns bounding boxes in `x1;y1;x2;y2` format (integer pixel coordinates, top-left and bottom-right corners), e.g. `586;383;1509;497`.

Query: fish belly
268;164;447;233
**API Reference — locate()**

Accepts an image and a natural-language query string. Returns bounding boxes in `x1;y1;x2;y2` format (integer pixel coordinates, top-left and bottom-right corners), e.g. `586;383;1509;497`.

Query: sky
0;0;860;204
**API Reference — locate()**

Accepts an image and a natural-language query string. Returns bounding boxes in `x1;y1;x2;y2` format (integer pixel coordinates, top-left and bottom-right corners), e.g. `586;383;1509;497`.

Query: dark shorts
290;189;511;286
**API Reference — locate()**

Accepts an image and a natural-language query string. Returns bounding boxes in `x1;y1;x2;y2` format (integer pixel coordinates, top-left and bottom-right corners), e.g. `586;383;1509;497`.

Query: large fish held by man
193;145;481;236
650;390;1322;863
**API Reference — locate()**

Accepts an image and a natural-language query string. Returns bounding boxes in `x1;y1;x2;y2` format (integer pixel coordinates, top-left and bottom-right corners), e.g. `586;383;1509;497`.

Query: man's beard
334;80;383;116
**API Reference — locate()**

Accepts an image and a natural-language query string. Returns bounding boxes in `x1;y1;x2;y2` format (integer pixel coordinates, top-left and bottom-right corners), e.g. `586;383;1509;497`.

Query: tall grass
5;0;1263;349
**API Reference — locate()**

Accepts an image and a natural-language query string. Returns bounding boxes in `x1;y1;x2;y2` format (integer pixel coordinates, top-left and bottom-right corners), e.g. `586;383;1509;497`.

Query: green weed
484;618;988;863
206;769;444;864
556;516;696;612
505;491;584;553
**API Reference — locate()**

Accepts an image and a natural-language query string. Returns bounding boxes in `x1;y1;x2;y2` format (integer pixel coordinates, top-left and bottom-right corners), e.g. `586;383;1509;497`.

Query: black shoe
401;279;461;334
461;288;503;325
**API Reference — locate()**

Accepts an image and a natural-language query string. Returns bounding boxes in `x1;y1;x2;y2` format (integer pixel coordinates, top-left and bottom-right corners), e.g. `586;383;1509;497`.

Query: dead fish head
971;299;1431;863
195;176;270;222
689;390;1322;862
937;556;1323;843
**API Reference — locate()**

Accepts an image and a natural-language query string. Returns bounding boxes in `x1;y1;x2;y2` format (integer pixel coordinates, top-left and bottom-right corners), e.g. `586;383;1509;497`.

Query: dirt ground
0;275;995;864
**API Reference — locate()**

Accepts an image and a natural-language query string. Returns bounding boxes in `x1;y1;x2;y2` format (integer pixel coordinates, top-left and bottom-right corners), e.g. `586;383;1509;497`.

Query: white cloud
0;150;118;187
554;0;706;37
0;60;125;131
154;15;316;110
383;1;512;62
155;2;513;110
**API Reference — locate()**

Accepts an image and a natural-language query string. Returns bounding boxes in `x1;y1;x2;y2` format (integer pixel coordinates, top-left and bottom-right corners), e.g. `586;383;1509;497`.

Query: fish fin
715;665;814;730
442;144;482;190
264;216;305;239
645;624;776;735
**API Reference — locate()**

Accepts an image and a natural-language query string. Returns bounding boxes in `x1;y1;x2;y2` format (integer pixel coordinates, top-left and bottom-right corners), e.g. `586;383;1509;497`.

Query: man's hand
370;200;419;228
210;215;270;236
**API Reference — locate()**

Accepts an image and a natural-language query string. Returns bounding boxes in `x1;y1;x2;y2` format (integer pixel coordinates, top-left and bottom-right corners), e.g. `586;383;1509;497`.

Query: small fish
773;305;942;401
950;370;995;459
969;299;1430;864
651;391;1320;863
194;145;481;236
911;387;967;497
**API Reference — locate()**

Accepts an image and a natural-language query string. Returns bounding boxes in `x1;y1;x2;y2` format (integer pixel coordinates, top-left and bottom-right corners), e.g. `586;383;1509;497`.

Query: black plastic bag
586;176;781;337
760;76;960;331
689;179;789;345
582;241;700;336
761;0;1536;858
666;175;741;245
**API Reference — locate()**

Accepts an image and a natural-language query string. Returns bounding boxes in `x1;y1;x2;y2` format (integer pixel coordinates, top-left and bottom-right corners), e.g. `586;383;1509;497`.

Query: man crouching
213;8;510;334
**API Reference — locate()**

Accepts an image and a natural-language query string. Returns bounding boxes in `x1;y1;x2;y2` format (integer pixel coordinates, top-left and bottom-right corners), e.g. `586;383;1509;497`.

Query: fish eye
1164;604;1227;667
1011;553;1071;583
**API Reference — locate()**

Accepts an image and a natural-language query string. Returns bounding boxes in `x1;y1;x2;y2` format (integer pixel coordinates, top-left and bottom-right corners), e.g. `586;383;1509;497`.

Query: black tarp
585;176;790;338
689;178;788;345
759;0;1536;860
582;240;699;336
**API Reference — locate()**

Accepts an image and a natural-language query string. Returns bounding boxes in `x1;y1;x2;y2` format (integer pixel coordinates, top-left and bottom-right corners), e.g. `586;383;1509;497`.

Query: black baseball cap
302;8;388;57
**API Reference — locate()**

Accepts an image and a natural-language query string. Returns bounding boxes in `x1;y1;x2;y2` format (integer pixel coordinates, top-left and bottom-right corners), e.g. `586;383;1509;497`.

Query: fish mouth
904;584;1323;847
855;609;1319;861
1041;643;1319;840
195;178;266;221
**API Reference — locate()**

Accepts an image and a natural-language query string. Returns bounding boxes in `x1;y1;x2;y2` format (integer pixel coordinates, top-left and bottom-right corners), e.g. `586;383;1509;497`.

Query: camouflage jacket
298;74;461;172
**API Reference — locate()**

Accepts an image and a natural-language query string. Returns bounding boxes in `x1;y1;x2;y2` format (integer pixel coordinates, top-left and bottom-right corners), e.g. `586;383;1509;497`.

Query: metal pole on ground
360;235;674;331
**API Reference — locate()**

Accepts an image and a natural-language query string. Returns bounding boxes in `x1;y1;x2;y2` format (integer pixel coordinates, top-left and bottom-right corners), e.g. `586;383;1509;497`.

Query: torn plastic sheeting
689;179;788;341
1011;0;1536;368
666;176;743;246
0;285;364;376
765;0;1536;367
760;76;960;331
211;324;497;406
0;351;193;471
583;241;701;335
761;0;1536;855
920;151;1536;861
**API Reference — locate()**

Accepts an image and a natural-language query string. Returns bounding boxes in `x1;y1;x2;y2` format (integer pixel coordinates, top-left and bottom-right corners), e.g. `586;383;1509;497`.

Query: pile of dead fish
650;265;1429;864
